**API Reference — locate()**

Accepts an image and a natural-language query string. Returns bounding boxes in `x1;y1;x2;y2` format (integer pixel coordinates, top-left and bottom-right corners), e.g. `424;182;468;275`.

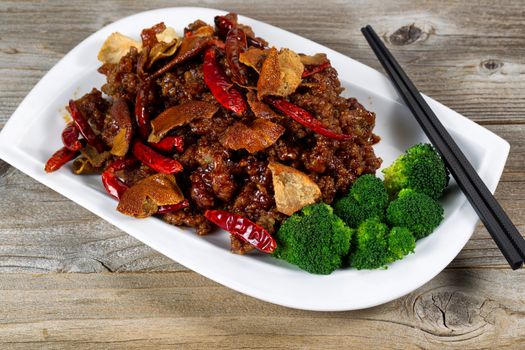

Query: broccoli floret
386;189;444;239
383;143;449;199
350;218;389;270
349;219;417;269
350;174;389;208
387;226;415;262
334;174;389;228
333;196;368;228
274;203;353;275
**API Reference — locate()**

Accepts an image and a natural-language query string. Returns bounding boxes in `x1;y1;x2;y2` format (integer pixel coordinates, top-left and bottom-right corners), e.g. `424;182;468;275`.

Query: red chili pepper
150;136;184;153
214;15;265;48
101;158;138;199
102;172;128;199
302;61;331;78
203;48;247;115
204;210;277;253
225;27;249;86
61;122;82;151
45;147;79;173
132;140;183;174
134;84;152;139
266;97;354;141
157;199;190;214
214;16;233;37
69;100;106;153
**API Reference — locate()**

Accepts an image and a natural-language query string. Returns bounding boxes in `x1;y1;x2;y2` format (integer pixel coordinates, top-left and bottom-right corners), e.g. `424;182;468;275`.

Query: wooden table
1;1;524;348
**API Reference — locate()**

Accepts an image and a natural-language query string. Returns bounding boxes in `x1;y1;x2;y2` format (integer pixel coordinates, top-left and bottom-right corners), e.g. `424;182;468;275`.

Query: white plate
0;7;509;311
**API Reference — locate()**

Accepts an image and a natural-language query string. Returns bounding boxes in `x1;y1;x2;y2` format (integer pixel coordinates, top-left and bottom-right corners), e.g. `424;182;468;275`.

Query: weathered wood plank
0;1;524;348
0;0;524;126
0;270;524;349
0;124;523;272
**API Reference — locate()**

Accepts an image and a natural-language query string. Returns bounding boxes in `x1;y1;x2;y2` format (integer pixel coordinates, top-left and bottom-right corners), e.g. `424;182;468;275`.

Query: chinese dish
45;13;448;274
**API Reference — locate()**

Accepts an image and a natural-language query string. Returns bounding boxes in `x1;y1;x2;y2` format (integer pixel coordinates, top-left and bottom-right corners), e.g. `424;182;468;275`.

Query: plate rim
0;6;510;311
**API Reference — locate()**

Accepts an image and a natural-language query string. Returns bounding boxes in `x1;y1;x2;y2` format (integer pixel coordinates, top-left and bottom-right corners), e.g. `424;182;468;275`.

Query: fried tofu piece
98;32;142;64
117;173;185;218
268;161;321;216
299;53;328;66
148;101;218;143
257;48;304;99
148;27;182;68
220;119;285;153
239;47;268;73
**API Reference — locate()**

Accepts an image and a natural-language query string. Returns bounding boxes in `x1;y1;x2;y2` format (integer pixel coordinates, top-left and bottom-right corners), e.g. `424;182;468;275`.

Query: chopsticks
361;25;525;270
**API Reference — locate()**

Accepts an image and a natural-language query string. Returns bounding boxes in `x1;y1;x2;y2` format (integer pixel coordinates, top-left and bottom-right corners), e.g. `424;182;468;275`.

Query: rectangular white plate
0;7;509;311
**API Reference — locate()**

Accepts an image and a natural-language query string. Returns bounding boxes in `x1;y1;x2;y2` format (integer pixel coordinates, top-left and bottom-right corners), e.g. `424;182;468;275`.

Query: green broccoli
349;219;416;269
350;218;390;270
334;174;389;228
386;189;444;239
382;143;449;199
333;196;367;228
387;226;415;262
274;203;353;275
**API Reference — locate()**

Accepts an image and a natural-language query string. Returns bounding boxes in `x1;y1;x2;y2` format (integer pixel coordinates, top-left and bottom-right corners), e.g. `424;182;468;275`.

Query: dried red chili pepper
266;97;354;141
225;27;249;86
134;84;152;139
45;147;79;173
302;61;331;78
203;48;247;115
132;140;183;174
69;100;106;153
204;210;277;253
150;136;184;153
214;15;234;37
61;122;82;151
157;199;190;214
214;15;265;48
101;158;138;199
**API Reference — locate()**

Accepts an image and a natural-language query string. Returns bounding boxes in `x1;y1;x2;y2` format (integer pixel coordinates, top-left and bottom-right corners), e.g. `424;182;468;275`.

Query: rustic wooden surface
0;0;524;348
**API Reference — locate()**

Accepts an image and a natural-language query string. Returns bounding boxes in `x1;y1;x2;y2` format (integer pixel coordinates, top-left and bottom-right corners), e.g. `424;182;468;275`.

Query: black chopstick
361;25;525;259
361;25;524;269
361;25;524;268
361;27;525;267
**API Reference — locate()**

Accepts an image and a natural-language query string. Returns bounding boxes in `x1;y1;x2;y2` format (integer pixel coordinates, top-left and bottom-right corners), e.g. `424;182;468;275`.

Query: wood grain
1;0;524;348
0;0;524;126
0;270;524;349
